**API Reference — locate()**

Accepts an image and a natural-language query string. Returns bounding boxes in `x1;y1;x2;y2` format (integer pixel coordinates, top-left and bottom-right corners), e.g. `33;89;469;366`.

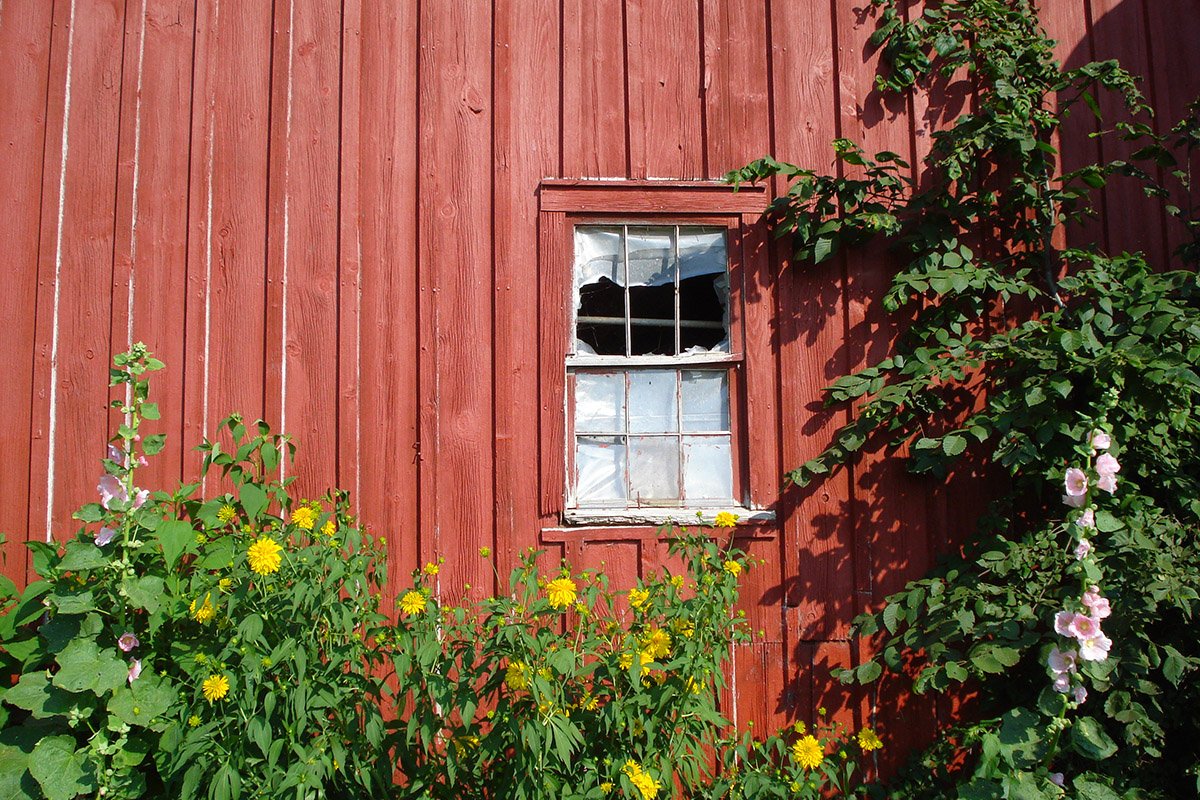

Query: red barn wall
2;0;1197;765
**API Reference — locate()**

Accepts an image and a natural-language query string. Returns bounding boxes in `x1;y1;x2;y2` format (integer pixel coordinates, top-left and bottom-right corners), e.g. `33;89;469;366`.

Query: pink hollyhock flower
1074;685;1088;704
98;475;128;509
1064;468;1088;498
1062;493;1086;509
1054;610;1075;637
1089;430;1111;452
131;488;150;510
1052;673;1071;693
1082;587;1111;620
1097;473;1118;493
137;455;148;467
118;632;139;652
107;444;126;465
1048;646;1077;674
1078;508;1095;528
1074;538;1091;560
127;658;142;684
95;526;116;547
1049;773;1065;787
1068;613;1101;641
1079;632;1112;661
1095;453;1120;477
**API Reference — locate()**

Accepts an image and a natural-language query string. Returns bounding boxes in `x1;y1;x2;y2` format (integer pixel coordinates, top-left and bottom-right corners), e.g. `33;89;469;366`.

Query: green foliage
730;0;1200;796
385;532;752;799
0;345;392;799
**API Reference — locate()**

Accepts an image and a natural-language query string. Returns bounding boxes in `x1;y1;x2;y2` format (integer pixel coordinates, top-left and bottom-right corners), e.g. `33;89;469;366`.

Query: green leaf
3;672;79;718
29;736;97;800
856;661;882;683
942;434;967;456
240;484;269;521
140;403;161;421
142;434;167;456
154;520;195;569
123;575;165;614
813;236;835;263
1071;777;1120;800
1070;716;1118;760
107;675;176;730
882;603;902;634
57;541;108;572
0;744;37;800
945;661;968;682
54;640;127;696
48;591;96;615
1162;645;1188;686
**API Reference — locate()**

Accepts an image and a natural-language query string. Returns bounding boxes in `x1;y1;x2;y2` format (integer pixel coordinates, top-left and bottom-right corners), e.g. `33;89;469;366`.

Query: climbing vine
730;0;1200;796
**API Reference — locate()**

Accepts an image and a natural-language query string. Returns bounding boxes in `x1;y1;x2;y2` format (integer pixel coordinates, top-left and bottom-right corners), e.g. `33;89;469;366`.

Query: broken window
569;225;737;509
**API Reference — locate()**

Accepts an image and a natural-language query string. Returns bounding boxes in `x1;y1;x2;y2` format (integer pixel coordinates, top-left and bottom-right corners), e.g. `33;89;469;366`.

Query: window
569;225;737;509
537;181;775;527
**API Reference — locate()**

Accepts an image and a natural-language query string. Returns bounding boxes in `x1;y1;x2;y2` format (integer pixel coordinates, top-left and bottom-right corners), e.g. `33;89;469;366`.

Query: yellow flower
201;674;230;704
423;562;440;576
622;760;661;800
618;652;634;671
217;578;232;593
479;546;491;558
190;593;216;624
505;661;531;691
600;782;613;794
669;575;684;590
217;504;237;525
247;536;283;576
791;735;824;770
291;506;318;531
579;692;601;711
321;519;336;538
857;727;883;752
628;587;650;611
640;628;671;660
400;590;427;616
670;618;695;638
714;511;739;528
187;714;202;727
684;675;702;694
723;559;742;576
792;721;806;734
545;577;577;609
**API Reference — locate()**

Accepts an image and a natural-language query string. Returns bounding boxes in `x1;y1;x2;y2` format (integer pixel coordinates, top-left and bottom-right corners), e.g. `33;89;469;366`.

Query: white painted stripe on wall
279;0;295;480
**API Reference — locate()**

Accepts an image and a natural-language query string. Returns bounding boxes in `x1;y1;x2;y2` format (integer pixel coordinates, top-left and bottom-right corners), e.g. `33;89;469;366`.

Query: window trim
537;181;776;528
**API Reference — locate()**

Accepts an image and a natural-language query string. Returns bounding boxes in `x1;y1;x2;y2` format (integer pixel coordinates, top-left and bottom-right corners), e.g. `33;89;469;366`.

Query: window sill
560;506;775;527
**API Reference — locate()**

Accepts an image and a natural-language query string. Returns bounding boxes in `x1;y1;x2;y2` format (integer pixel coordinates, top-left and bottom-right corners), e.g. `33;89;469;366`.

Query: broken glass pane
576;436;627;505
628;435;681;503
678;229;725;281
575;226;624;289
681;371;729;431
628;370;677;433
626;227;675;287
575;372;625;433
678;270;727;352
682;435;733;501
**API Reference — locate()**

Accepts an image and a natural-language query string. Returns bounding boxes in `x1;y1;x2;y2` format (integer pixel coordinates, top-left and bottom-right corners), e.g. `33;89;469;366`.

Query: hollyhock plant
1097;472;1118;493
1082;587;1111;620
1079;632;1113;661
1048;646;1077;675
95;526;116;547
118;632;140;652
1089;430;1111;452
1068;613;1101;641
1074;685;1088;704
1054;610;1075;637
1095;453;1120;477
98;474;128;509
1064;468;1088;498
1074;538;1091;560
1077;508;1095;528
127;658;142;684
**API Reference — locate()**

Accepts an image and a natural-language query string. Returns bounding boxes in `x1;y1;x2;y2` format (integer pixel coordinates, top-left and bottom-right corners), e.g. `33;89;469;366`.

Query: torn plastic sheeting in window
574;227;726;290
576;436;627;504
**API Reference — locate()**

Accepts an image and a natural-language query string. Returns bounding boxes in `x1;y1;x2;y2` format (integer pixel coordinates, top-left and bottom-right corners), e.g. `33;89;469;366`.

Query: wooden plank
356;0;421;602
263;0;342;499
418;0;494;602
494;0;560;589
700;0;770;177
539;181;766;213
28;0;126;557
338;0;362;503
0;0;55;583
110;0;196;492
1086;0;1167;265
1145;0;1200;263
625;0;704;179
537;210;570;519
183;1;274;490
834;2;930;607
770;0;858;642
561;0;628;178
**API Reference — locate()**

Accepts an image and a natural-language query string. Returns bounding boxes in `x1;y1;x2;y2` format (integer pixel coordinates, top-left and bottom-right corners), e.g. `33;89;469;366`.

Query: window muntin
568;224;737;510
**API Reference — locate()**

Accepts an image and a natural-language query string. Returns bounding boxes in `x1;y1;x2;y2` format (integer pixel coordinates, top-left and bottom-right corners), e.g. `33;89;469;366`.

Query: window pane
626;227;674;287
679;271;727;353
575;226;624;289
576;436;627;504
682;435;733;501
628;370;677;433
575;372;625;433
628;435;680;503
678;229;725;280
576;226;627;355
681;371;729;431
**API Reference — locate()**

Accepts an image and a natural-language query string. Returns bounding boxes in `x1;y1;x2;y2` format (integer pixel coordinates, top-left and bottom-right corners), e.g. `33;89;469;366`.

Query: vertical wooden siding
1;0;1196;751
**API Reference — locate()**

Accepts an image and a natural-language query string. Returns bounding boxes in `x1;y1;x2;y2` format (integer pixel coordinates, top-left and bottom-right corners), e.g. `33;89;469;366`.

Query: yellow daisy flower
201;674;230;704
857;727;883;752
399;590;427;616
622;760;661;800
723;559;742;577
505;661;531;691
423;562;440;576
544;577;577;609
791;734;824;770
321;519;336;538
216;504;237;525
669;575;684;590
190;593;216;624
290;506;318;531
247;536;283;576
714;511;739;528
640;627;671;660
628;587;650;611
